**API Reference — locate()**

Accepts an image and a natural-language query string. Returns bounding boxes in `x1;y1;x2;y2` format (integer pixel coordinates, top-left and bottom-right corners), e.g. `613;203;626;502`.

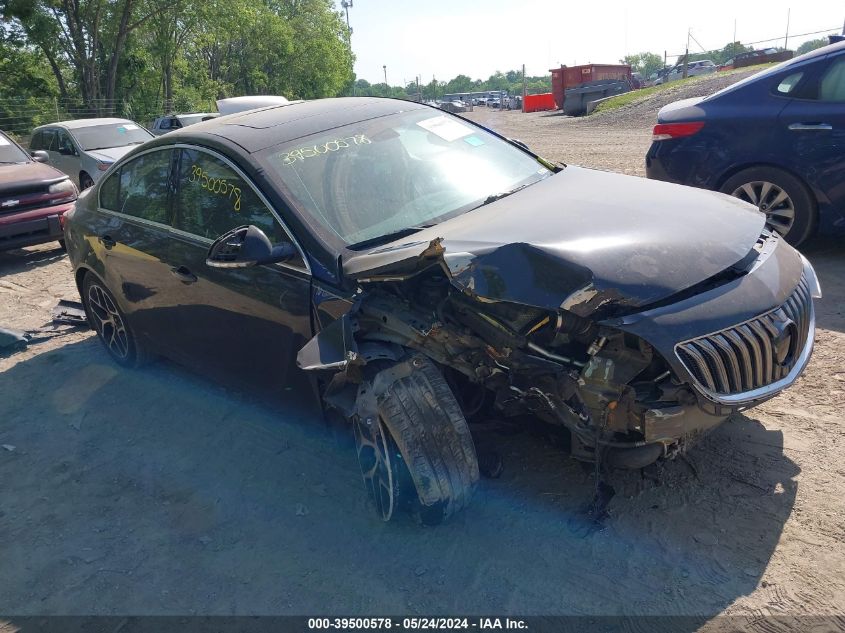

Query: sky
334;0;845;85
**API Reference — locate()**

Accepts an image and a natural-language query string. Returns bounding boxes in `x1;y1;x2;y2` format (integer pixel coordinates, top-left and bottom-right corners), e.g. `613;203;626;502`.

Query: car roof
165;97;430;153
35;118;135;130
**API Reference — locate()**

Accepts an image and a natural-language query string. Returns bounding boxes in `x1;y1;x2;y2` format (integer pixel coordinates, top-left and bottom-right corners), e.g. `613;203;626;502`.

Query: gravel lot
1;76;844;624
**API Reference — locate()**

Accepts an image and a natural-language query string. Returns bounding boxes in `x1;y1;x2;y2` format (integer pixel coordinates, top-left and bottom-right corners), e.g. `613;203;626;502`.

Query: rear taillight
652;121;705;141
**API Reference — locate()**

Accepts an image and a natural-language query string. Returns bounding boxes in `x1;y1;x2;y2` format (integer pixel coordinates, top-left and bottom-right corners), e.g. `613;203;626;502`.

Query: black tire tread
377;356;479;524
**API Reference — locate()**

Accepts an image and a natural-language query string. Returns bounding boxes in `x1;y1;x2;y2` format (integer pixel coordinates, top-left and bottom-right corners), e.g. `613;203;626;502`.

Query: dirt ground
1;80;844;624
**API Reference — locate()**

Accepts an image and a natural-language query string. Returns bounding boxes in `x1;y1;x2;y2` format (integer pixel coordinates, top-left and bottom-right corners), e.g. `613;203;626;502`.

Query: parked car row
0;110;220;251
654;60;717;85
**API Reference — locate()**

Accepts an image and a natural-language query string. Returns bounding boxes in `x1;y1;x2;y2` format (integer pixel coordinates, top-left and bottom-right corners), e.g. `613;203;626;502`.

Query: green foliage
796;38;830;56
621;52;663;78
0;0;354;132
353;69;551;101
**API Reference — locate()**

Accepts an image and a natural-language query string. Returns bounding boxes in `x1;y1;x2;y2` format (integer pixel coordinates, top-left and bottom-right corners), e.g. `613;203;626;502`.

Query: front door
166;146;312;391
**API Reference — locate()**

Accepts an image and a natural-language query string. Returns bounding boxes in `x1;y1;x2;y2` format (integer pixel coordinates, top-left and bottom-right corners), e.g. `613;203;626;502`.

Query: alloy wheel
353;415;400;521
86;283;130;360
730;180;795;237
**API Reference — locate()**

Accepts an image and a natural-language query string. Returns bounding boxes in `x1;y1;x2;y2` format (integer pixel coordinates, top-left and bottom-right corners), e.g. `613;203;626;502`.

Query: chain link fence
0;97;212;144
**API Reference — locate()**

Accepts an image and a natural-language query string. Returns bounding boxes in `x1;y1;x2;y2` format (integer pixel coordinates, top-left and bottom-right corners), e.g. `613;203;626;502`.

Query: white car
30;118;154;189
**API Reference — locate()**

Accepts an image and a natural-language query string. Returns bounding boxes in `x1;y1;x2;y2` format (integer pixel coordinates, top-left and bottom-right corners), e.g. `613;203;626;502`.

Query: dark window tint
820;58;845;101
157;119;170;130
173;149;291;248
99;171;120;210
116;149;173;224
57;130;76;155
30;131;44;151
39;129;57;152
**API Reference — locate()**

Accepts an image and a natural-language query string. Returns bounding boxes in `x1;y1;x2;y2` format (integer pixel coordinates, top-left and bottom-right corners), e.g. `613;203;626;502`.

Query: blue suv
646;39;845;246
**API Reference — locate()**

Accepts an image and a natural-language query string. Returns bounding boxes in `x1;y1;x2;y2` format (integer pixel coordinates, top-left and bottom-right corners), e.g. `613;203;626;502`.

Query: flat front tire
355;355;479;525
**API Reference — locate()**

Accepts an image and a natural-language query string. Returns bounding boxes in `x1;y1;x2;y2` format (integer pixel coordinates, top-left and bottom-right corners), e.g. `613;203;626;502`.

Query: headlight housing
48;178;78;203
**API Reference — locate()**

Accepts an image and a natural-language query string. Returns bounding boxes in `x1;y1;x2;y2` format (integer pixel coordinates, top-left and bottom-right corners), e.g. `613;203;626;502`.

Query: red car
0;129;78;251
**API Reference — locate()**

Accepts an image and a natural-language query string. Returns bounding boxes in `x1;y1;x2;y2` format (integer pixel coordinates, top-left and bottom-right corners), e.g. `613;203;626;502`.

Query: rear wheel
80;173;94;190
720;166;816;246
81;273;151;367
354;355;479;525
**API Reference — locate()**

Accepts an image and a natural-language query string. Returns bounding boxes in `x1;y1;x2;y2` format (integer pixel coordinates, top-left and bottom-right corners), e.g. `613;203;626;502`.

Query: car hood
0;161;67;194
85;146;136;163
656;96;706;122
344;166;766;317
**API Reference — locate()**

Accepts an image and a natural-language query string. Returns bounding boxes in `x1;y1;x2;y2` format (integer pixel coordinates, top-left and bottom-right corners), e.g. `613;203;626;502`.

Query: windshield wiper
474;182;536;209
348;225;432;250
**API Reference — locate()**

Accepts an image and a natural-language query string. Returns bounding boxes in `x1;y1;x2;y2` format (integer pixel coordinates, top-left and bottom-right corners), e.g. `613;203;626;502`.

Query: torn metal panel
296;313;360;371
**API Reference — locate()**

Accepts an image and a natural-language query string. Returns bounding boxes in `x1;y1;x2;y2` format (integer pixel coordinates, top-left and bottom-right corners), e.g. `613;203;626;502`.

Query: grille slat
676;274;813;398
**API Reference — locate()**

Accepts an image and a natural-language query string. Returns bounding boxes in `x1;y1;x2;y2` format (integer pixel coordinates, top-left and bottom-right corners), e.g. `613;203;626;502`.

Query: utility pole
521;63;526;113
342;0;354;95
785;8;791;49
683;29;690;79
383;65;387;85
733;19;737;57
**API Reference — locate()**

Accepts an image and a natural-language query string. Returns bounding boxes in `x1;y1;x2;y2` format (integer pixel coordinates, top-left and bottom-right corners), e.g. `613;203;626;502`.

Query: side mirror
508;138;530;152
206;225;297;269
31;150;49;163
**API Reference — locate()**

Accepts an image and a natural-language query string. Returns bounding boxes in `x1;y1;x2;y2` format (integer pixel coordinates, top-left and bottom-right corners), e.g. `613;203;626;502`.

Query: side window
99;171;120;210
115;149;174;224
30;131;43;151
170;118;182;129
776;72;804;95
173;149;301;264
57;130;76;155
820;58;845;102
42;130;57;152
157;119;170;130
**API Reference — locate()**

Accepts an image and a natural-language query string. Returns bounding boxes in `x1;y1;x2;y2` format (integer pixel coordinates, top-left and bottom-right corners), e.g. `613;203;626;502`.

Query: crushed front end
299;230;820;472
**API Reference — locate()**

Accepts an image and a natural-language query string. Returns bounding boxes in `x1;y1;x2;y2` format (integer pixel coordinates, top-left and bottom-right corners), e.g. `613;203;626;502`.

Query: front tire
81;273;150;367
355;355;479;525
720;166;816;246
80;173;95;190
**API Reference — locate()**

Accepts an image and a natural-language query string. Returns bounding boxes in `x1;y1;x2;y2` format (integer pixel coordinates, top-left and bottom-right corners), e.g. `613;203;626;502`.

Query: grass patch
591;64;775;115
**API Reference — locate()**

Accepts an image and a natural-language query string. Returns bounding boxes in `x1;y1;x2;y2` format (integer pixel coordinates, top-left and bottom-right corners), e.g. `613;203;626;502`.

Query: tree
797;38;829;55
621;52;664;78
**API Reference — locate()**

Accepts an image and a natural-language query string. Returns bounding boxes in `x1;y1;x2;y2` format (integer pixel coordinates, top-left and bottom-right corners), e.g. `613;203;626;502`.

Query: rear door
93;148;187;356
776;53;845;214
166;145;312;391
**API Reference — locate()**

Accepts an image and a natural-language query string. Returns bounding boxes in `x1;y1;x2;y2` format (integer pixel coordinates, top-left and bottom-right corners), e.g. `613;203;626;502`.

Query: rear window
820;58;845;101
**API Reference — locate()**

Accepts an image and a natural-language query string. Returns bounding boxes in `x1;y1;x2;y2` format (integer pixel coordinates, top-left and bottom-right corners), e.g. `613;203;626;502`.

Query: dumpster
550;64;633;115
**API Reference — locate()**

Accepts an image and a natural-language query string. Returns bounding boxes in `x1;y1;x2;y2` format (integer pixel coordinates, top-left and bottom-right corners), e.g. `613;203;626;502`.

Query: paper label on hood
417;116;472;142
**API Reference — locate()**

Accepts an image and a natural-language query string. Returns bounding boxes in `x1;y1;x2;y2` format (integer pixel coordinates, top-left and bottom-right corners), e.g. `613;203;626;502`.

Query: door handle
98;234;116;249
170;266;198;284
788;122;833;131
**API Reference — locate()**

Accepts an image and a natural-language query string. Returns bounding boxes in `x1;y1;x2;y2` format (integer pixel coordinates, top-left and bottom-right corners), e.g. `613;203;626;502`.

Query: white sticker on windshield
417;116;472;142
119;124;138;132
0;136;9;145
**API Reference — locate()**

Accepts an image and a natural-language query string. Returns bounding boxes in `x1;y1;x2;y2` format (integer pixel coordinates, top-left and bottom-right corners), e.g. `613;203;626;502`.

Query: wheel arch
714;161;827;206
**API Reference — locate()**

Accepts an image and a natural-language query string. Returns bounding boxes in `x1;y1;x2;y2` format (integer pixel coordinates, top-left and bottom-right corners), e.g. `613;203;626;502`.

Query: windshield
0;133;30;163
72;122;153;151
261;108;551;247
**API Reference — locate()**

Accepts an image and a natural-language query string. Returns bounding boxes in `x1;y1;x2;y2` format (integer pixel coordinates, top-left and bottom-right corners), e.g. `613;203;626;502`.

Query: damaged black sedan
64;98;821;524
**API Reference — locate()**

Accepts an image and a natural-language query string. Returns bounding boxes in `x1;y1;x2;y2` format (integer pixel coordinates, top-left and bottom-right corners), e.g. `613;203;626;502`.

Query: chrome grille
676;275;812;396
